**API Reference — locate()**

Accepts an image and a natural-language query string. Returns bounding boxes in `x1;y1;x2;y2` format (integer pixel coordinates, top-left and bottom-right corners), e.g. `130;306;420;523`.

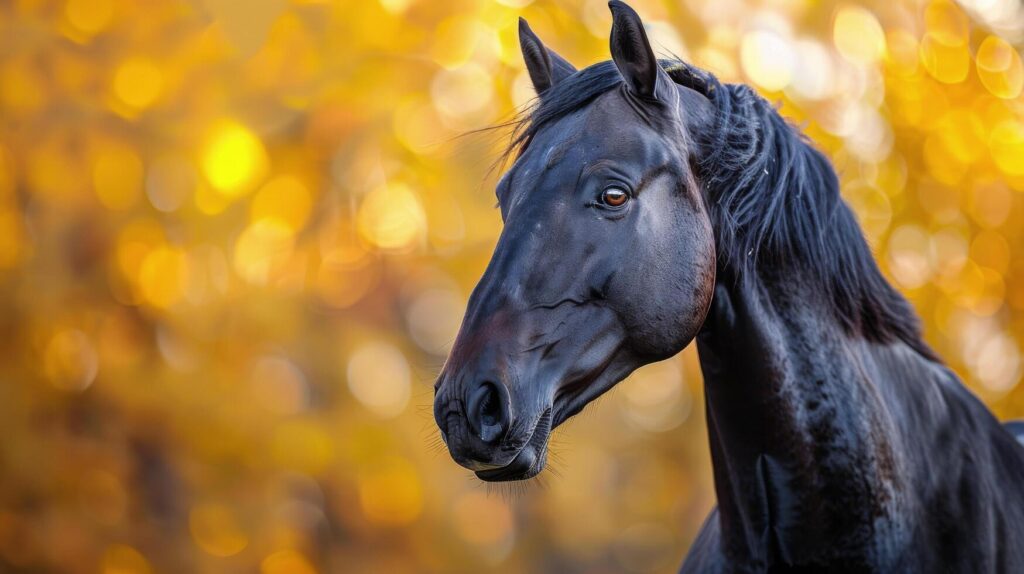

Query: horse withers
432;2;1024;571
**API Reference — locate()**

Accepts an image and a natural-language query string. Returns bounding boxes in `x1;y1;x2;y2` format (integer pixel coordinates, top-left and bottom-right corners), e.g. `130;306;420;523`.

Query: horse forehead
529;104;666;169
526;110;586;161
510;95;673;195
581;96;670;157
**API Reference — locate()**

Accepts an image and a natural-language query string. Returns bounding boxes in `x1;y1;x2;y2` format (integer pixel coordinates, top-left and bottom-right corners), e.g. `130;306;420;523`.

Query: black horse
432;2;1024;571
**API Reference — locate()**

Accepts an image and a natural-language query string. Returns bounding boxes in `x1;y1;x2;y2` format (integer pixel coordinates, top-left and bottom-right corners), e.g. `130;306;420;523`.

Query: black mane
503;59;936;360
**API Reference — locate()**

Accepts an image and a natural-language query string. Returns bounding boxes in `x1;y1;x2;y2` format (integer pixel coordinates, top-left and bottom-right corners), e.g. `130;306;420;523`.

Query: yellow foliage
0;0;1022;572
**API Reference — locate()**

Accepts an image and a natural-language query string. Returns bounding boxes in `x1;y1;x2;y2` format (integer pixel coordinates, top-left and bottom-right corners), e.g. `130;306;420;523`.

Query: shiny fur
434;2;1024;570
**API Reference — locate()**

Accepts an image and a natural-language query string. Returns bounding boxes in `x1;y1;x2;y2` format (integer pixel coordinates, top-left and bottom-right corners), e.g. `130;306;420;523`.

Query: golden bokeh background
0;0;1023;572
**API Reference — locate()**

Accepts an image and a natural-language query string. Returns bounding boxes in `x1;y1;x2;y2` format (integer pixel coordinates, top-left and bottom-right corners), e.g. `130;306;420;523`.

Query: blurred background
0;0;1022;572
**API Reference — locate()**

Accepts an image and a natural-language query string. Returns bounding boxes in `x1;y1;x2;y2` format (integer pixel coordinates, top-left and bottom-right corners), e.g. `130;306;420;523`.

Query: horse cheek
690;215;717;333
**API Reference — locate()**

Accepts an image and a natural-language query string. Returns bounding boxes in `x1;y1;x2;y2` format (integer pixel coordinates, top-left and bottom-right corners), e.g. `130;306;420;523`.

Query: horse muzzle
433;372;553;481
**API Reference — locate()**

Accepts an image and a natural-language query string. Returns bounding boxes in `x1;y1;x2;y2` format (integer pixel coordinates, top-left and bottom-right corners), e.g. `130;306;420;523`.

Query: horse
431;1;1024;571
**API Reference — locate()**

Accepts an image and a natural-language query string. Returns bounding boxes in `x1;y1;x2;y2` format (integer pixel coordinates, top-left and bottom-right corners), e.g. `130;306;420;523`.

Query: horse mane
501;59;937;361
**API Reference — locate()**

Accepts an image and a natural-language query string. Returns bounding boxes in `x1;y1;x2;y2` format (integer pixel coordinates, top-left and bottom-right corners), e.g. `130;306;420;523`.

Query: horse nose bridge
458;282;532;357
466;279;523;322
467;214;557;306
469;254;532;314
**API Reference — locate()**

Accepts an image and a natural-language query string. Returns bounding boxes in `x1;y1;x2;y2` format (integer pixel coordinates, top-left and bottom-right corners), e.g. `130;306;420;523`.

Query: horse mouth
474;376;604;482
475;408;552;482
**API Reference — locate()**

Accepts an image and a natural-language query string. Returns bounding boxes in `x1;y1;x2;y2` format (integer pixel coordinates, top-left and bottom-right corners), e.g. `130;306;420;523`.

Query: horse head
433;1;717;481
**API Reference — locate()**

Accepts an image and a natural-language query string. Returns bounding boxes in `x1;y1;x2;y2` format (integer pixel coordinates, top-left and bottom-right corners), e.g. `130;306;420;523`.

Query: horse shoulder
874;343;1024;568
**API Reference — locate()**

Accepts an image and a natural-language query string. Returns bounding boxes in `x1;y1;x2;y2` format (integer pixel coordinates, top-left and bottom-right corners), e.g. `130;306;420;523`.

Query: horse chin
475;408;552;482
474;443;547;482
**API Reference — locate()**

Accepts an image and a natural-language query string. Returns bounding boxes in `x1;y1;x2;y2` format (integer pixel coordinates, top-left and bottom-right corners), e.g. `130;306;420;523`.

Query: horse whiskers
549;427;572;446
411;386;436;402
463;469;549;501
413;406;437;424
419;420;449;457
546;446;568;466
413;390;438;423
532;473;550;491
425;436;447;455
424;440;448;457
485;479;533;502
542;459;564;480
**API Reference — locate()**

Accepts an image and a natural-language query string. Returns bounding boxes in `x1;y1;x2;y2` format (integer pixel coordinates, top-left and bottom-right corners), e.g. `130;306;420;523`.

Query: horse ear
608;0;670;101
519;18;577;96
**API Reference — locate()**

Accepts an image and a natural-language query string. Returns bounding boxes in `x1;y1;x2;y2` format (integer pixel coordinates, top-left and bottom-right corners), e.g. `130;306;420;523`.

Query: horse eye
600;187;629;208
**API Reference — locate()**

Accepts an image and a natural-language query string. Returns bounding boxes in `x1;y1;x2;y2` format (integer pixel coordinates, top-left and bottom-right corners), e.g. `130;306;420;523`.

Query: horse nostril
480;393;498;426
468;381;509;444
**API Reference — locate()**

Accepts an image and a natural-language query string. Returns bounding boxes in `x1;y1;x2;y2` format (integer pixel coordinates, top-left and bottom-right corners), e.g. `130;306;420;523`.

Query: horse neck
695;264;909;566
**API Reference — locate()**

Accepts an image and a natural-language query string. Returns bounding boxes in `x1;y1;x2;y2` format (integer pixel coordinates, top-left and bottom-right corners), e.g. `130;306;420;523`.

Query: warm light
250;355;309;415
113;57;164;110
967;182;1012;229
356;182;426;251
789;40;835;101
990;120;1024;177
346;342;411;418
620;359;691;432
976;36;1024;99
924;0;969;46
115;218;165;282
886;29;919;76
1;57;45;114
101;544;152;574
250;175;312;234
233;220;294;285
430;15;484;69
43;329;98;392
886;225;932;289
65;0;113;36
261;550;317;574
270;419;335;474
833;6;886;64
930;228;969;279
3;1;1024;570
393;96;450;155
845;184;892;244
0;210;25;269
844;107;893;163
358;456;423;526
377;0;411;12
80;470;128;526
315;245;379;309
919;33;969;84
431;63;495;121
93;144;143;210
922;132;967;185
452;491;514;545
932;109;987;165
740;30;795;91
194;181;232;215
189;504;249;557
138;246;190;308
405;288;465;354
973;332;1021;392
145;154;196;213
201;120;269;197
919;1;970;84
